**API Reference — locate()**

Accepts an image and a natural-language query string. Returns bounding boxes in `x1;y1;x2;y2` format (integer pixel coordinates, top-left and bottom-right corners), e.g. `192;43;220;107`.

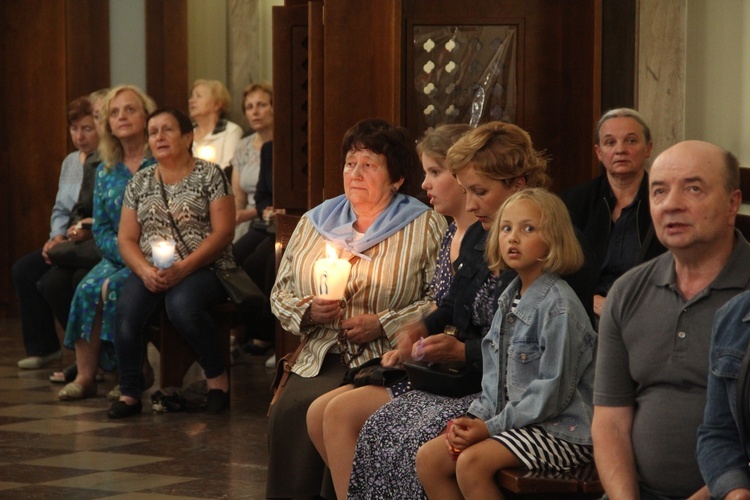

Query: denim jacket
697;290;750;499
467;273;597;445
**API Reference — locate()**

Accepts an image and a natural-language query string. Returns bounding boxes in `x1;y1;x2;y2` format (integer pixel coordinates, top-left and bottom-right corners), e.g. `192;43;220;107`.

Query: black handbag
213;266;265;309
157;167;264;309
341;358;407;388
47;238;102;269
403;360;482;397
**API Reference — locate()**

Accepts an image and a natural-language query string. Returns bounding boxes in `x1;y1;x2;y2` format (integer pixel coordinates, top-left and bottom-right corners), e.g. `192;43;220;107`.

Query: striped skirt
491;424;593;472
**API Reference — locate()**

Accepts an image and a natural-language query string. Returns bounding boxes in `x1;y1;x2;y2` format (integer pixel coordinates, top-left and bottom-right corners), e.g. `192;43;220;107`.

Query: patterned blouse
430;221;457;306
231;132;261;210
472;272;500;338
122;158;236;269
271;210;447;377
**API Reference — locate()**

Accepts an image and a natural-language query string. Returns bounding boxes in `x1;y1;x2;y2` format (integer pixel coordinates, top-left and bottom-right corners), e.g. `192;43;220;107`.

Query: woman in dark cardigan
561;108;665;320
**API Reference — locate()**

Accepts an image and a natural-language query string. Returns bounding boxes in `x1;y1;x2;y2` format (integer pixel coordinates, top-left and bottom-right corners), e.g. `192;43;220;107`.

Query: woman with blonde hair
189;79;242;170
58;85;156;400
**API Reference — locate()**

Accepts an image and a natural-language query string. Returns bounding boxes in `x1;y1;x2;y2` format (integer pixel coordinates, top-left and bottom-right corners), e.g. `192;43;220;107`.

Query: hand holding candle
314;244;352;300
150;239;176;269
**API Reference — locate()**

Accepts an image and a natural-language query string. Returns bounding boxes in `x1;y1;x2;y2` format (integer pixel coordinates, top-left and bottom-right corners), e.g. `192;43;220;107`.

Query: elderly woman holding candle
189;79;242;170
59;85;156;401
109;106;236;419
266;118;447;499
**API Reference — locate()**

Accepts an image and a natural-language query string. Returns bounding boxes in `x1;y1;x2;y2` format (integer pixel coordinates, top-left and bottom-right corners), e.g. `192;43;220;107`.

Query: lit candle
150;239;176;269
197;145;217;163
313;244;352;300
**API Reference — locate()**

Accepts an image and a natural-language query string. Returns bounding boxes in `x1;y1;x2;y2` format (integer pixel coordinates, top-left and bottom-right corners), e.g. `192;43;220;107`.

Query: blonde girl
416;188;596;499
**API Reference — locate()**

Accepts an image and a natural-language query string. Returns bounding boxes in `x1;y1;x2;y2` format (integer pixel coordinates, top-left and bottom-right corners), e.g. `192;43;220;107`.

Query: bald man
592;141;750;499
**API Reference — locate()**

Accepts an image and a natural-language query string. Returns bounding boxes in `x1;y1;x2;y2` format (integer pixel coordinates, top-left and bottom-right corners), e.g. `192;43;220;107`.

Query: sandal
50;365;105;384
58;381;97;401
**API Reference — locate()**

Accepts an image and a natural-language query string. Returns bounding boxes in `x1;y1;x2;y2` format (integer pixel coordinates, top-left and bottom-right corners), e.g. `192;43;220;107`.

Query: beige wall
188;0;281;126
639;0;750;165
685;0;750;164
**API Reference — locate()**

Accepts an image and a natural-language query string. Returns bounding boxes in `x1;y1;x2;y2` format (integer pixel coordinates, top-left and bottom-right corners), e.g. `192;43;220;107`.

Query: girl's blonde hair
416;124;473;163
191;79;232;116
446;121;550;189
486;188;583;276
98;85;156;170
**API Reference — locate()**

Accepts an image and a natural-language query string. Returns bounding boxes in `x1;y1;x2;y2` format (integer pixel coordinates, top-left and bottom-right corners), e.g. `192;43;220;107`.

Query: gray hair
595;108;652;145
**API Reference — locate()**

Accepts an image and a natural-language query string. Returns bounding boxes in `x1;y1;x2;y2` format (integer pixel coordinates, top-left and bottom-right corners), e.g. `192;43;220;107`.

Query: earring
390;186;398;194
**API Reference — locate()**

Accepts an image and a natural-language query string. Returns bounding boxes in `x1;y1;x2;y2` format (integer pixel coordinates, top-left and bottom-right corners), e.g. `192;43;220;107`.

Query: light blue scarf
307;193;429;260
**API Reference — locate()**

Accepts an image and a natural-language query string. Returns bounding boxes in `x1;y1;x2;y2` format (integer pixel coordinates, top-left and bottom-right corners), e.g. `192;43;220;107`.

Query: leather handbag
268;339;306;416
403;360;482;398
47;238;102;269
213;266;266;309
341;357;407;388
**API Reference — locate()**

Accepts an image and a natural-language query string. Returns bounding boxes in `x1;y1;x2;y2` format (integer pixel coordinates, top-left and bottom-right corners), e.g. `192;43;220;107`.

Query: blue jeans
115;268;228;399
11;248;60;356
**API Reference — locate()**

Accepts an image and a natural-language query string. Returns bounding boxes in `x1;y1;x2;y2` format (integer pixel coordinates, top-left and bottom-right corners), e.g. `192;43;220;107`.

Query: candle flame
325;243;338;259
197;145;217;162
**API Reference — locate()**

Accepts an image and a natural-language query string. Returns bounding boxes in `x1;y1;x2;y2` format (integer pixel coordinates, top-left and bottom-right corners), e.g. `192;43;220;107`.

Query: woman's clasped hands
141;261;190;293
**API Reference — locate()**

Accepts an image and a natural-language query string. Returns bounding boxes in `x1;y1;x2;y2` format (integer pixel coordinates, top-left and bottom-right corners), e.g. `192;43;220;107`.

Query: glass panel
413;25;517;130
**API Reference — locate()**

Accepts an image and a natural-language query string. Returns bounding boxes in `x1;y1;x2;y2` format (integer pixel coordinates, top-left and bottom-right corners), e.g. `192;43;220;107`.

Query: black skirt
266;353;347;498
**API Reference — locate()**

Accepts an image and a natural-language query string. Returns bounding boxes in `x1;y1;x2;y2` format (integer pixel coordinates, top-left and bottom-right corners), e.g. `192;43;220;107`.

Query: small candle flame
197;145;216;162
325;243;338;260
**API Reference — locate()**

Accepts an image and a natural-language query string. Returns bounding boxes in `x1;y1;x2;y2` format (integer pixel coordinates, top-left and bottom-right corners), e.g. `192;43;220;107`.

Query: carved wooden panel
272;4;309;213
307;0;324;207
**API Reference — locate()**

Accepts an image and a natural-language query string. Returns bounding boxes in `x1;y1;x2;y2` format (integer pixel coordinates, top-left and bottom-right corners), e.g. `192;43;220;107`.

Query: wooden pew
497;463;603;498
148;302;235;389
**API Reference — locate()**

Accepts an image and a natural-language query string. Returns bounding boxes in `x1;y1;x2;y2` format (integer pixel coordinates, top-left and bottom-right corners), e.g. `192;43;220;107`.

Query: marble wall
637;0;686;164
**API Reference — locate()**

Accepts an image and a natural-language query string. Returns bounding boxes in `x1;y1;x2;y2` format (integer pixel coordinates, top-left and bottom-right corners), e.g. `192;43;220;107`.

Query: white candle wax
150;239;176;269
313;245;352;299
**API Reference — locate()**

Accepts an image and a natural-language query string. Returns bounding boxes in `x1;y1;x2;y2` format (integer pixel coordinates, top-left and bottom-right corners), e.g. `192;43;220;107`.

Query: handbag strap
284;338;307;370
157;168;189;259
737;340;750;450
267;338;308;416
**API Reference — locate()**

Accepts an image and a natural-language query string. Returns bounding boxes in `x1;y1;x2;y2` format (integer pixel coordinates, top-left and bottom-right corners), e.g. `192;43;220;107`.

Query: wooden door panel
272;4;309;212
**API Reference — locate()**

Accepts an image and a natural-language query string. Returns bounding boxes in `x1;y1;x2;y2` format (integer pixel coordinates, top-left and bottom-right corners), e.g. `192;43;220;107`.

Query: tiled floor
0;317;274;499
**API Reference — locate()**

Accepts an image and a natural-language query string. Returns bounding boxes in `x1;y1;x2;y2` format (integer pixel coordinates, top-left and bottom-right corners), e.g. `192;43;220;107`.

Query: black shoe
107;400;142;419
243;339;273;355
206;389;230;414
